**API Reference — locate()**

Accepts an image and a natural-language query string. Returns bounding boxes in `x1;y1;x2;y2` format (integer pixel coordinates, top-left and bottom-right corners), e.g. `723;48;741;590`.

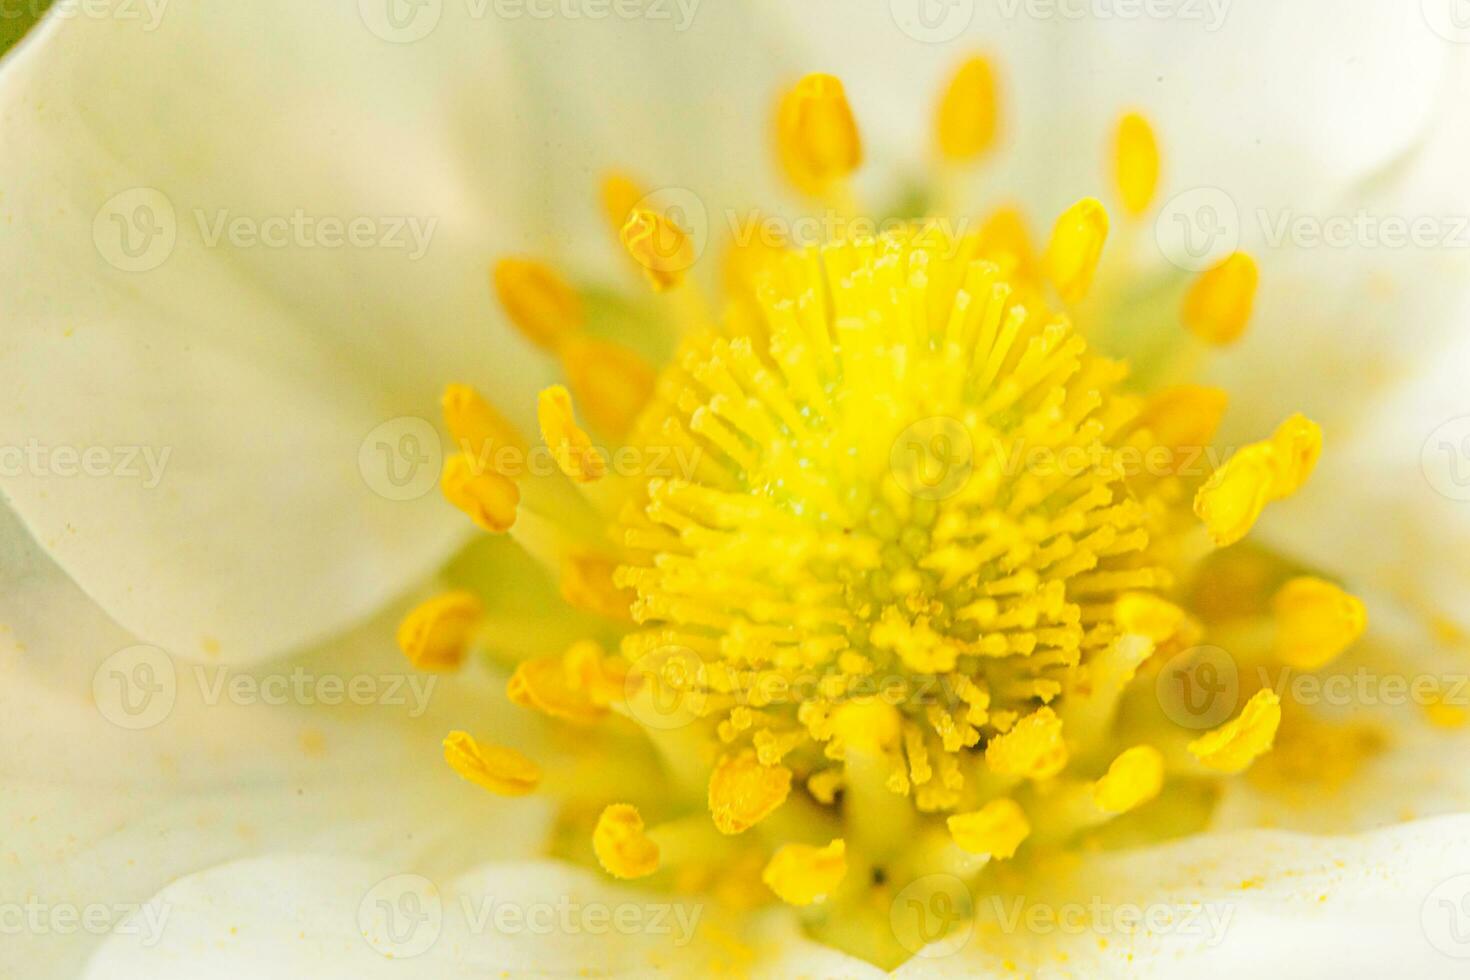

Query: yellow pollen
1044;197;1109;303
593;804;661;879
776;72;862;193
831;701;902;754
560;336;656;438
492;257;584;351
561;553;635;621
1273;577;1367;670
601;171;645;243
442;383;528;466
762;839;847;905
396;591;483;671
1112;112;1159;216
537;385;607;483
620;207;694;293
985;707;1068;780
1193;413;1322;547
709;751;792;835
442;731;541;796
1092;745;1164;813
1183;251;1258;346
507;649;609;725
1114;593;1185;644
947;798;1030;858
441;453;520;533
1188;690;1281;773
936;55;1000;162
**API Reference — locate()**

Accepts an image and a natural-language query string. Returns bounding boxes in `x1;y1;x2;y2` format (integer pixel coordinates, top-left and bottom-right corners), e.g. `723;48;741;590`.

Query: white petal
896;815;1470;978
0;504;553;976
0;1;793;664
80;855;884;979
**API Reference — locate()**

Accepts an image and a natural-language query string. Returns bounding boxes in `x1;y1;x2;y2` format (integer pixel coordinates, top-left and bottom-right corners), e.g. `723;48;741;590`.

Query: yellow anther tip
776;72;862;193
1183;251;1258;346
1092;745;1165;814
441;383;527;462
1188;690;1282;773
1194;413;1322;547
936;55;1000;162
537;384;607;483
947;798;1030;858
600;171;644;242
762;839;847;906
441;453;520;533
1044;197;1109;304
620;207;694;293
1114;111;1160;217
1114;593;1185;644
560;336;656;438
708;751;792;835
491;257;584;351
1273;577;1367;670
442;731;541;796
985;707;1068;780
396;591;483;671
593;804;660;879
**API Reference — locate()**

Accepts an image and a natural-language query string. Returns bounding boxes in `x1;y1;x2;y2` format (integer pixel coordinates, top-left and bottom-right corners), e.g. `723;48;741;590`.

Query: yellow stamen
1092;745;1164;813
560;336;656;438
985;707;1068;780
600;171;645;244
562;639;628;707
396;591;483;671
442;731;541;796
537;385;607;483
776;73;862;194
762;839;847;905
1193;414;1321;547
1273;577;1367;670
492;257;584;351
507;651;609;725
560;553;635;621
975;205;1036;276
935;55;999;162
621;207;695;293
1135;385;1228;472
593;804;660;879
947;798;1030;858
1044;197;1109;303
1183;251;1258;346
831;701;902;754
1187;690;1281;773
1113;112;1159;217
1114;593;1185;644
442;383;528;466
441;453;520;533
708;750;792;835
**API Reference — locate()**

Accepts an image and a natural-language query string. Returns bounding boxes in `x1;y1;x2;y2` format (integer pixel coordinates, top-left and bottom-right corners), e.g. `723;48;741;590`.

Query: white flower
4;1;1470;977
